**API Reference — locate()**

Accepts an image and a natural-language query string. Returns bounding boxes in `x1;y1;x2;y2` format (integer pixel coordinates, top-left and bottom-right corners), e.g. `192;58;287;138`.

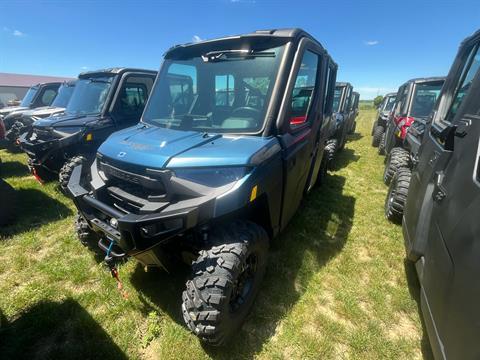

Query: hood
0;106;28;117
22;106;65;119
99;124;280;169
33;113;101;129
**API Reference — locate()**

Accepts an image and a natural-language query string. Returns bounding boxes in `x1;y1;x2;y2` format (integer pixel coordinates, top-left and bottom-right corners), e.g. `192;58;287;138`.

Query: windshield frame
20;86;39;107
51;82;76;108
333;86;347;113
141;41;290;136
64;76;115;116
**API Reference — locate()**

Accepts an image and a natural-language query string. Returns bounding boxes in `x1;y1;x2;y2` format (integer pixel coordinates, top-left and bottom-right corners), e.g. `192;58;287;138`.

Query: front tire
324;139;337;170
383;147;410;185
372;126;384;147
182;220;269;346
378;132;386;155
59;156;87;193
385;168;411;224
75;212;100;248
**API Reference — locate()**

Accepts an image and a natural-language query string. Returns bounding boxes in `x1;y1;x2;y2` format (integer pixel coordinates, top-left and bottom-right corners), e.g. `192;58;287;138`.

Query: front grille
98;157;168;214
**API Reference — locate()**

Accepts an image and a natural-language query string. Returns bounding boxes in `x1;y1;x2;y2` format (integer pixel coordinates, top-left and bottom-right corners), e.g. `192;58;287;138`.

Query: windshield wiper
202;49;275;62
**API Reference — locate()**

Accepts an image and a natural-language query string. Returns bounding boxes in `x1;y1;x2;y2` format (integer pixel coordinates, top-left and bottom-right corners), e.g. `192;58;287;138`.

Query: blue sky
1;0;479;99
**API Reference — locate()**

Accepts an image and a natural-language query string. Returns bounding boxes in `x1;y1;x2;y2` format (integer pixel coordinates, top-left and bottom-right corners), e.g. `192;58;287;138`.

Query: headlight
53;127;82;137
173;167;249;187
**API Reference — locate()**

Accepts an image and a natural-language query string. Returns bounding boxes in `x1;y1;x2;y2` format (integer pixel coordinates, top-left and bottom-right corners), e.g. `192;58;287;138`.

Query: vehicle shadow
0;299;127;359
131;174;355;358
403;260;434;360
0;160;29;178
331;148;360;171
0;188;72;238
348;133;363;142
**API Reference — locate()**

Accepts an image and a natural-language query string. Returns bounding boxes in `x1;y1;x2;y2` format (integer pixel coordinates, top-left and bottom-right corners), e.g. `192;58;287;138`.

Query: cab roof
335;82;353;88
165;28;337;68
78;68;156;78
403;76;446;85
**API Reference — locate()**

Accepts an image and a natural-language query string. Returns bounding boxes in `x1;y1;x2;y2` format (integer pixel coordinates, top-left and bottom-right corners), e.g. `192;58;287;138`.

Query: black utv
347;90;359;134
0;82;63;132
19;68;157;190
4;80;76;148
371;92;396;145
379;77;444;156
0;119;16;226
402;29;480;360
324;82;353;165
67;28;338;345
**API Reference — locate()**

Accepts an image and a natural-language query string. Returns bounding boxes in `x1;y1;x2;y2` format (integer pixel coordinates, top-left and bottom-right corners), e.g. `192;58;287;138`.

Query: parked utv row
371;28;480;360
0;28;360;346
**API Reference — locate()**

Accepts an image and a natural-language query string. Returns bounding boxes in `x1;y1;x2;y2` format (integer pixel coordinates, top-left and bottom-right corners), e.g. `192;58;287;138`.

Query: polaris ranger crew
4;80;76;148
372;92;396;145
403;29;480;360
67;28;338;345
348;90;359;134
0;82;63;131
19;68;156;190
379;77;444;156
324;82;353;166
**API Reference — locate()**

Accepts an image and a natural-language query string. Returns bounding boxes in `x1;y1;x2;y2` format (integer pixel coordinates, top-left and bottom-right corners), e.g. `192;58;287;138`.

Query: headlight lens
174;167;249;187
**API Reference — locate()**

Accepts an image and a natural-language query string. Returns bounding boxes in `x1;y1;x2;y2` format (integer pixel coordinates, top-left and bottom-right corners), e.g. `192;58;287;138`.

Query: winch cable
105;239;129;299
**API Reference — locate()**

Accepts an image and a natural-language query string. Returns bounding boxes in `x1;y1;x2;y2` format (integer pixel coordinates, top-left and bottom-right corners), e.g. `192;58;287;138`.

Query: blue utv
67;28;338;345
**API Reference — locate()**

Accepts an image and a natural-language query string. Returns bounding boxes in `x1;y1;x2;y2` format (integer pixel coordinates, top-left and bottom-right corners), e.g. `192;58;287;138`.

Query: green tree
373;95;384;108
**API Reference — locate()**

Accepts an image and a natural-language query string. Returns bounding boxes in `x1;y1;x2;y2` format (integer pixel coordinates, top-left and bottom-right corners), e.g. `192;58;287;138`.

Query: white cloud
192;35;202;43
356;86;397;99
81;66;89;70
364;40;379;46
12;29;26;37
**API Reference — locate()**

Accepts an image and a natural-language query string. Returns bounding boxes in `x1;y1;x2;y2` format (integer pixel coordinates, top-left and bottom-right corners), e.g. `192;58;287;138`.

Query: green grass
0;109;432;359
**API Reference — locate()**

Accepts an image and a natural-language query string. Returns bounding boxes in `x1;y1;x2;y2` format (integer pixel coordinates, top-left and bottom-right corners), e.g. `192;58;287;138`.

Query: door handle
433;171;447;202
455;119;471;138
429;151;439;167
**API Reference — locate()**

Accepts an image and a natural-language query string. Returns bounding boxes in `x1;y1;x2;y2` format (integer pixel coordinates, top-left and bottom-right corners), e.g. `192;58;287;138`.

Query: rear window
410;82;443;118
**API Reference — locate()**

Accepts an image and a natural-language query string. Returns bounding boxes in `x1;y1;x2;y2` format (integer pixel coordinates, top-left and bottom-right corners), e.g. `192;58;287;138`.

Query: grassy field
0;109;432;359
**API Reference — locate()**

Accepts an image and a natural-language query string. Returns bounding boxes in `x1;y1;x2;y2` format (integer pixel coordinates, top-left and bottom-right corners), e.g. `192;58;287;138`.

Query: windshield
384;96;396;111
51;82;75;108
332;88;343;112
142;45;286;133
20;86;39;107
65;76;113;116
410;82;443;118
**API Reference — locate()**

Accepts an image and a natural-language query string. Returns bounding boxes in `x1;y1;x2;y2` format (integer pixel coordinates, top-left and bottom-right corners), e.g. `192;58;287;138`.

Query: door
406;38;480;359
277;39;324;228
111;73;156;129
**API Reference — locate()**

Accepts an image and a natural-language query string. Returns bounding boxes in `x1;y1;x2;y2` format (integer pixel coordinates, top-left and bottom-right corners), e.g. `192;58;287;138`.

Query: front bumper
18;130;82;168
67;162;219;261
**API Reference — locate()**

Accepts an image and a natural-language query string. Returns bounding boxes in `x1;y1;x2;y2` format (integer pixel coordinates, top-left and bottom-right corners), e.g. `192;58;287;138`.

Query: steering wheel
230;107;261;118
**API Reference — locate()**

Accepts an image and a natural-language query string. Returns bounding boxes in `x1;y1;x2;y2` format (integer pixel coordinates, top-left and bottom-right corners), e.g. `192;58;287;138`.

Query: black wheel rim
230;253;258;313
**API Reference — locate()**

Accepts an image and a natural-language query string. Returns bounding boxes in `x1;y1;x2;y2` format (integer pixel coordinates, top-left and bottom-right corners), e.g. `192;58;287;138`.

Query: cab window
288;50;320;128
323;63;336;115
445;44;480;123
113;75;155;122
40;88;58;106
215;75;235;106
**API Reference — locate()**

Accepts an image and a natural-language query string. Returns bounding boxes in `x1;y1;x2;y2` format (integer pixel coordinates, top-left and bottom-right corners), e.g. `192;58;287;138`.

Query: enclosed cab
4;80;76;147
380;77;445;155
18;68;157;189
347;90;360;134
372;92;396;146
323;82;353;166
0;82;63;131
401;29;480;360
67;28;337;345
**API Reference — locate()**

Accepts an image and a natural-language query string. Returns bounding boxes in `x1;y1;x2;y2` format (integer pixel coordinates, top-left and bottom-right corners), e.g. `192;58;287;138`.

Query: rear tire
385;167;411;224
324;139;337;170
378;132;386;155
59;156;87;193
383;147;410;185
349;121;356;134
0;178;16;226
372;126;384;147
371;119;378;135
182;220;269;346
